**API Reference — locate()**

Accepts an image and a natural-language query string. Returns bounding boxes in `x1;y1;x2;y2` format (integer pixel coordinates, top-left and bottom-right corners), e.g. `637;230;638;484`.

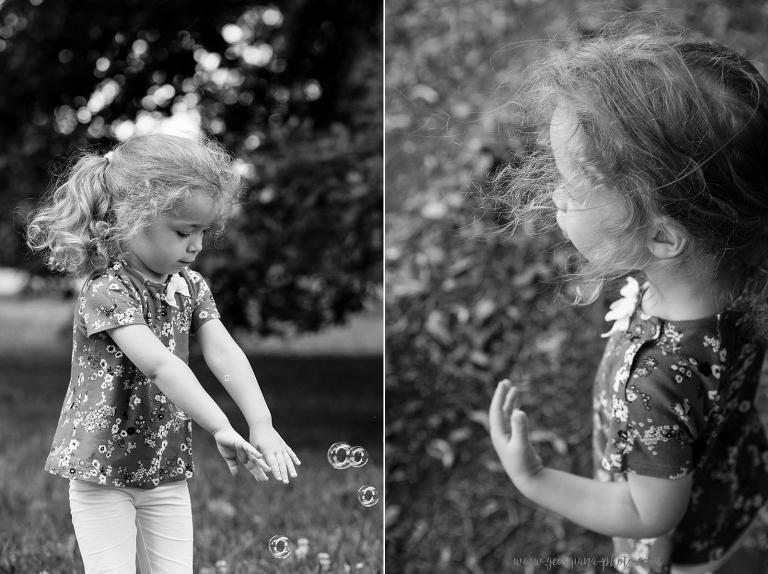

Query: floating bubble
357;485;379;507
214;560;230;574
317;552;332;572
327;442;352;469
349;446;368;468
268;535;292;559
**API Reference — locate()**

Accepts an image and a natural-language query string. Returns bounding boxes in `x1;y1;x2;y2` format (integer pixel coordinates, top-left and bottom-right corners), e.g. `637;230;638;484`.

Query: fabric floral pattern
593;278;768;572
45;260;220;489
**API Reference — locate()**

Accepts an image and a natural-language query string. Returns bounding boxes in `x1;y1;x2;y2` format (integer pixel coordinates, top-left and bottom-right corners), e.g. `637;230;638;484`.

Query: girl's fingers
275;452;289;484
255;456;272;473
246;449;272;473
283;443;301;466
489;379;512;431
245;458;270;481
511;409;530;444
266;453;283;482
247;445;265;459
237;443;250;465
489;379;510;413
502;385;518;417
283;450;298;479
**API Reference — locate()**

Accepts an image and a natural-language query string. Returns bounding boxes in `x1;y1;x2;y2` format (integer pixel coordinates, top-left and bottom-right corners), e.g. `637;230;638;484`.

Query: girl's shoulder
180;267;205;285
179;267;215;298
79;261;142;301
603;276;729;360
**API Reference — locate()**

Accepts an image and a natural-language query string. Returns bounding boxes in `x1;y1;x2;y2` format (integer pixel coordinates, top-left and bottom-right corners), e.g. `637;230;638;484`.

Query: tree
0;0;381;334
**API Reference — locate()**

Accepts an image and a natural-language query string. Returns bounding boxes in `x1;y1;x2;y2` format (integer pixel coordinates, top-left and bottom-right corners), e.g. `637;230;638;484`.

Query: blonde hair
27;134;241;277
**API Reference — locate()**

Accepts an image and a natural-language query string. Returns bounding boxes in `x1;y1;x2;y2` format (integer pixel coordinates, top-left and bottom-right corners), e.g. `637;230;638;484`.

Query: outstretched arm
489;380;692;538
197;319;300;483
108;324;270;479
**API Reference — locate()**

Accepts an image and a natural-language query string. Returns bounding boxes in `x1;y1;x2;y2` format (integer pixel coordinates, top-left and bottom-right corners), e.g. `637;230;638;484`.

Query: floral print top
44;259;220;489
593;278;768;572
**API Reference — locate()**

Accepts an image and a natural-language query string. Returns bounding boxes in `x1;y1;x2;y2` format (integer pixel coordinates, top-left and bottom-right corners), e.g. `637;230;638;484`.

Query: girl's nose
188;233;203;253
552;185;568;211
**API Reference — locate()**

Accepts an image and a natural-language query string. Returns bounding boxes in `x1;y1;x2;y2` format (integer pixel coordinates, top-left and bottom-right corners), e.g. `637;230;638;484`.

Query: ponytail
27;153;118;276
28;133;241;278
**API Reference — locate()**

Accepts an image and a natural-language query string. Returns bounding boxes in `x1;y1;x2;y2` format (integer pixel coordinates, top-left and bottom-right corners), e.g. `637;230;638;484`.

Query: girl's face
549;106;632;261
126;193;217;282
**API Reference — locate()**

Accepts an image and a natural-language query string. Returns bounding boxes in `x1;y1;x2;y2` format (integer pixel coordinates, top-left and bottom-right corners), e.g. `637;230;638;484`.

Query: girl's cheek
555;211;569;239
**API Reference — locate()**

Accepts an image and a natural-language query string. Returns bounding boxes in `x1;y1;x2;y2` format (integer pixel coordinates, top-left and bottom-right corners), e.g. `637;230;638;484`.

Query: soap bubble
317;552;332;572
268;535;292;559
349;446;368;468
327;442;352;469
357;485;379;507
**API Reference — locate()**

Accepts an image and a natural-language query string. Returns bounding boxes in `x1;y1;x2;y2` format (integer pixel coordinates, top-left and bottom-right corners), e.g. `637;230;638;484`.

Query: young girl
488;25;768;574
27;133;300;573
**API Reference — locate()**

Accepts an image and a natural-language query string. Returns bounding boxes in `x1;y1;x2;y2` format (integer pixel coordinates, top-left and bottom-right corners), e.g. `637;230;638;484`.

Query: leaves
4;0;382;335
383;0;768;571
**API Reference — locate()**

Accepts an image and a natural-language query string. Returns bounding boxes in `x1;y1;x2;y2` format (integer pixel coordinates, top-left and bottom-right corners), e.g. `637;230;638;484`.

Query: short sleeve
79;272;146;338
187;270;221;333
619;344;708;478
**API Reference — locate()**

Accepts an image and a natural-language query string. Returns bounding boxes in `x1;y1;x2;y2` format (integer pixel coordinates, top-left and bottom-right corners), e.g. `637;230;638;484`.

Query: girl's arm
489;380;692;538
197;318;300;482
108;324;270;479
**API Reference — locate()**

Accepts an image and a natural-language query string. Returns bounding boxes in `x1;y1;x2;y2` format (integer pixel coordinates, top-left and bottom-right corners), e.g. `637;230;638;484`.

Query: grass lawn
0;296;383;574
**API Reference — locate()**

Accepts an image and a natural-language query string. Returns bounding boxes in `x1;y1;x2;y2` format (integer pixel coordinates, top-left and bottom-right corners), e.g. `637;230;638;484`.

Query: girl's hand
249;422;301;484
213;427;271;481
488;379;544;487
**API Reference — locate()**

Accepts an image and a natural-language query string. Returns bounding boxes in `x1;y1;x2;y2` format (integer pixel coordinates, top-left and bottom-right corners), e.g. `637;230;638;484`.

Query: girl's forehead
549;106;583;181
166;193;218;224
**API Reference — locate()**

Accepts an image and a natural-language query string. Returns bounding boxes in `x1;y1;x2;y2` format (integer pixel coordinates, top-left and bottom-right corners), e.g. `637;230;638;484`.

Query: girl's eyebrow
172;223;213;233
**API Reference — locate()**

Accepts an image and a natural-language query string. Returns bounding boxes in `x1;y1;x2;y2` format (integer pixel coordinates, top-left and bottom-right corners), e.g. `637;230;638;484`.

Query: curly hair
491;21;768;335
27;134;241;277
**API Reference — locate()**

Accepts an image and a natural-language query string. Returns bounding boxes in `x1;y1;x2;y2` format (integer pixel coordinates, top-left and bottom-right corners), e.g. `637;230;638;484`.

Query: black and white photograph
386;1;768;573
0;1;382;572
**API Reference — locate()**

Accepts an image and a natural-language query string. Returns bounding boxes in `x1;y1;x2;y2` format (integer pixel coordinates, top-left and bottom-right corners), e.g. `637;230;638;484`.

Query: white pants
69;479;193;574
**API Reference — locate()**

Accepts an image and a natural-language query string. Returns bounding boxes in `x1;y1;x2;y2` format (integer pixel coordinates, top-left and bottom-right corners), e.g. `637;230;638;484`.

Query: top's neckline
637;280;721;326
612;278;720;343
117;258;175;288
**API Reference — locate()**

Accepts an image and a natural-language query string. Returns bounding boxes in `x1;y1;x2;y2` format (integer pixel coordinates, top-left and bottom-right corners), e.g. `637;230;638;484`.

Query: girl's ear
648;217;687;259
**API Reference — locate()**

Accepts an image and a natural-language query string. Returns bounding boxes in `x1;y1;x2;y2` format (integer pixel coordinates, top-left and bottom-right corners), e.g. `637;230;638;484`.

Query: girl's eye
175;228;210;238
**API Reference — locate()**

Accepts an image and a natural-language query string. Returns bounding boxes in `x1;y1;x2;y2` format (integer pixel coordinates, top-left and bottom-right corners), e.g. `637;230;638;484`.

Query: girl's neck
640;263;727;321
122;253;168;284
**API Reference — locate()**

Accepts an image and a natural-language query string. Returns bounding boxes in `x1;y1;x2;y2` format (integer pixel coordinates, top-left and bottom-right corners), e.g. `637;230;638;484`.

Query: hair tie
104;151;114;164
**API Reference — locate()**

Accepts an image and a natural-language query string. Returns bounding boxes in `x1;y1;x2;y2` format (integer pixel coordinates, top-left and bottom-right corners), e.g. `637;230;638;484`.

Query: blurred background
386;1;768;573
0;1;382;572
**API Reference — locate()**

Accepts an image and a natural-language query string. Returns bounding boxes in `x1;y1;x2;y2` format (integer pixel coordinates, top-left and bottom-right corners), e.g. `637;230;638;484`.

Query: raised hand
488;379;544;486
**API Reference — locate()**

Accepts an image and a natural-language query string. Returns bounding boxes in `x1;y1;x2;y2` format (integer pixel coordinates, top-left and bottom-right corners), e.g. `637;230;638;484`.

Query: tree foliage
1;0;381;335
